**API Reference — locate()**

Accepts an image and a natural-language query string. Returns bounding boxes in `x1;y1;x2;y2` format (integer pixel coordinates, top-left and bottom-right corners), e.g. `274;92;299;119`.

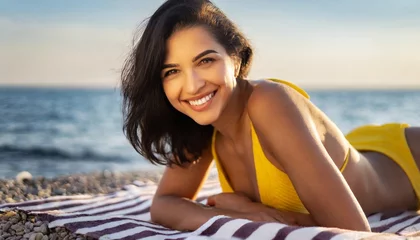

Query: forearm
245;201;316;227
151;195;318;231
150;195;245;231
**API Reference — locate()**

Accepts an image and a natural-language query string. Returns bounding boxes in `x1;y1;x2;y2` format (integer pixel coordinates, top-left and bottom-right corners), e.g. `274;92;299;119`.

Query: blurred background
0;0;419;178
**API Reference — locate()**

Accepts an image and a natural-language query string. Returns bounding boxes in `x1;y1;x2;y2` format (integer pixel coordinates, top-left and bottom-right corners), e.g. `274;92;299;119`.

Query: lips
183;90;217;112
188;91;215;106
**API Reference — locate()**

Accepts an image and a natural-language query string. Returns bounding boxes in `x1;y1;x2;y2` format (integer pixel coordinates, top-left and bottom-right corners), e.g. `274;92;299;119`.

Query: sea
0;87;419;179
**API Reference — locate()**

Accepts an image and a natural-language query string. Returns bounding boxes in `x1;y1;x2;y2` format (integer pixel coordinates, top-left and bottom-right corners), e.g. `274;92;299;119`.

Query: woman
121;0;420;232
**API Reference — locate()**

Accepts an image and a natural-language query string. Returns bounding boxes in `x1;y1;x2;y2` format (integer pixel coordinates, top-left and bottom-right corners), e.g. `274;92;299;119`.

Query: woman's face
162;26;239;125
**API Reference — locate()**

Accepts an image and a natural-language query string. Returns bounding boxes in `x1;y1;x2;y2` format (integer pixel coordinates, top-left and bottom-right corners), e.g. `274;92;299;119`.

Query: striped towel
1;179;419;240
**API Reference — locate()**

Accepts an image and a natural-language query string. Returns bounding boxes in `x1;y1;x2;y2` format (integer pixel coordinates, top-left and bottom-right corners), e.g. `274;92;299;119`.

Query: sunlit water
0;87;418;178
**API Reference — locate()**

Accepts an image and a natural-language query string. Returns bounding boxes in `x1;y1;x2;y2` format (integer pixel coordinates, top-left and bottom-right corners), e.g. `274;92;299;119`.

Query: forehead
165;26;226;62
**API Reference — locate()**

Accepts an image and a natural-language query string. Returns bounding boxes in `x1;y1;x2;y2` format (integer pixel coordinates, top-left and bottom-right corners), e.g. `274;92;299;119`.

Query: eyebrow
162;49;218;70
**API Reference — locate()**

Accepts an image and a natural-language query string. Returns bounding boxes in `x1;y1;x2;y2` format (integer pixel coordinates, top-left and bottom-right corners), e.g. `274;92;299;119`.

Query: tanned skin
150;26;420;232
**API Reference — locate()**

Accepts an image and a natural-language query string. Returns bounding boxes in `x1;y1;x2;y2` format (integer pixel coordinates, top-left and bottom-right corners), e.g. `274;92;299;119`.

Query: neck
212;79;252;142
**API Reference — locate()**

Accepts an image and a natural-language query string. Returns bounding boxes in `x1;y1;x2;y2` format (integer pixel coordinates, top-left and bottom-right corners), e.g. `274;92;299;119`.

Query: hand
245;205;298;225
206;192;316;226
241;210;290;224
250;205;316;226
207;193;296;225
207;192;253;212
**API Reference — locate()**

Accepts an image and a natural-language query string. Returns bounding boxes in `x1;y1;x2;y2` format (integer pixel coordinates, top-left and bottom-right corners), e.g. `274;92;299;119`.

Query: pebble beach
0;170;164;240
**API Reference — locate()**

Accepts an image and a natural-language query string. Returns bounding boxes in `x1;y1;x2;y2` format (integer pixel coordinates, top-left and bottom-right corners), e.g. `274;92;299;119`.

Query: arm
150;145;217;231
247;82;371;231
151;146;273;231
247;201;316;227
207;192;317;226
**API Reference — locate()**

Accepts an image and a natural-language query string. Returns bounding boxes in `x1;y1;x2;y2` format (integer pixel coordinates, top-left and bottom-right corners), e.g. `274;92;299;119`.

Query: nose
184;69;205;95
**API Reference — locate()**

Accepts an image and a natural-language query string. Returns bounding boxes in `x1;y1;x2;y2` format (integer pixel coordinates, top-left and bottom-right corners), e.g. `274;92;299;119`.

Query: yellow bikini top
211;79;349;214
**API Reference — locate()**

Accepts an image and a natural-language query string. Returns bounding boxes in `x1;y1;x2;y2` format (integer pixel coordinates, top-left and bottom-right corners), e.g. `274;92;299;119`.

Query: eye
164;69;179;77
199;57;214;65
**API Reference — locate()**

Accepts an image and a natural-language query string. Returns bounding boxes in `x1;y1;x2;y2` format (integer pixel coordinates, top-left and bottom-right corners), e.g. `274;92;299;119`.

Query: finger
206;195;217;206
274;215;295;225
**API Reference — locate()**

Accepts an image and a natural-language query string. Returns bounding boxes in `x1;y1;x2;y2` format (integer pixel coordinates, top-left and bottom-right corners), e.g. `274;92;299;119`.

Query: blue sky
1;0;419;88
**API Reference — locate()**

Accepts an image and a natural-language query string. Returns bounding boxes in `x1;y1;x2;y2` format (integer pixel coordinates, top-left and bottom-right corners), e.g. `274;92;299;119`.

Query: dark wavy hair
121;0;253;167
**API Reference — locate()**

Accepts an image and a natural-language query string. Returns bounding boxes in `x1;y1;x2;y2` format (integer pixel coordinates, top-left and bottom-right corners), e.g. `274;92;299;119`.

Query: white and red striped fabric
1;180;419;240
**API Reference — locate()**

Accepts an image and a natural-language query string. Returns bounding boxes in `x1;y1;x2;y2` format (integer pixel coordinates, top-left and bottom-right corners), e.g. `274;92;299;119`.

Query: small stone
52;188;65;195
49;233;58;240
1;233;11;238
16;171;33;184
59;232;67;238
1;211;16;220
2;222;12;231
10;215;21;224
29;234;37;240
25;221;34;230
41;236;48;240
33;221;43;227
11;224;24;232
29;233;43;240
102;169;109;177
5;197;15;203
39;223;48;234
20;212;27;221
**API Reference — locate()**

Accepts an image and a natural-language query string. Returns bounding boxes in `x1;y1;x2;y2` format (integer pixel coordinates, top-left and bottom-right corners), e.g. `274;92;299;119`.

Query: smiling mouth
186;90;217;106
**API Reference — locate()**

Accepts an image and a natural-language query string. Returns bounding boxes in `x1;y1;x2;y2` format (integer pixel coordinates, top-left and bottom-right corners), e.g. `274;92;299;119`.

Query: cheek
163;81;182;108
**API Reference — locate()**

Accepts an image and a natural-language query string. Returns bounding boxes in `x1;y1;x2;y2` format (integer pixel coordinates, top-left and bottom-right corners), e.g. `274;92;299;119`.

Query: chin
190;113;218;126
192;117;215;126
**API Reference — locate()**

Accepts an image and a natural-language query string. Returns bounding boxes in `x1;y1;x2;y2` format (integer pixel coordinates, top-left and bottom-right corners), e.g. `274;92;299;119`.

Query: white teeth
188;92;214;106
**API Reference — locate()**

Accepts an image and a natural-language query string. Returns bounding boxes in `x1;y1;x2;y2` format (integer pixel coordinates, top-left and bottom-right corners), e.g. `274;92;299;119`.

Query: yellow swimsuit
211;79;420;213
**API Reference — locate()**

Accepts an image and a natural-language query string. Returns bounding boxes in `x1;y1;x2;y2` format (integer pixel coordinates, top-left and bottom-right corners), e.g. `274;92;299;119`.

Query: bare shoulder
245;78;318;169
247;79;310;119
154;145;214;200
